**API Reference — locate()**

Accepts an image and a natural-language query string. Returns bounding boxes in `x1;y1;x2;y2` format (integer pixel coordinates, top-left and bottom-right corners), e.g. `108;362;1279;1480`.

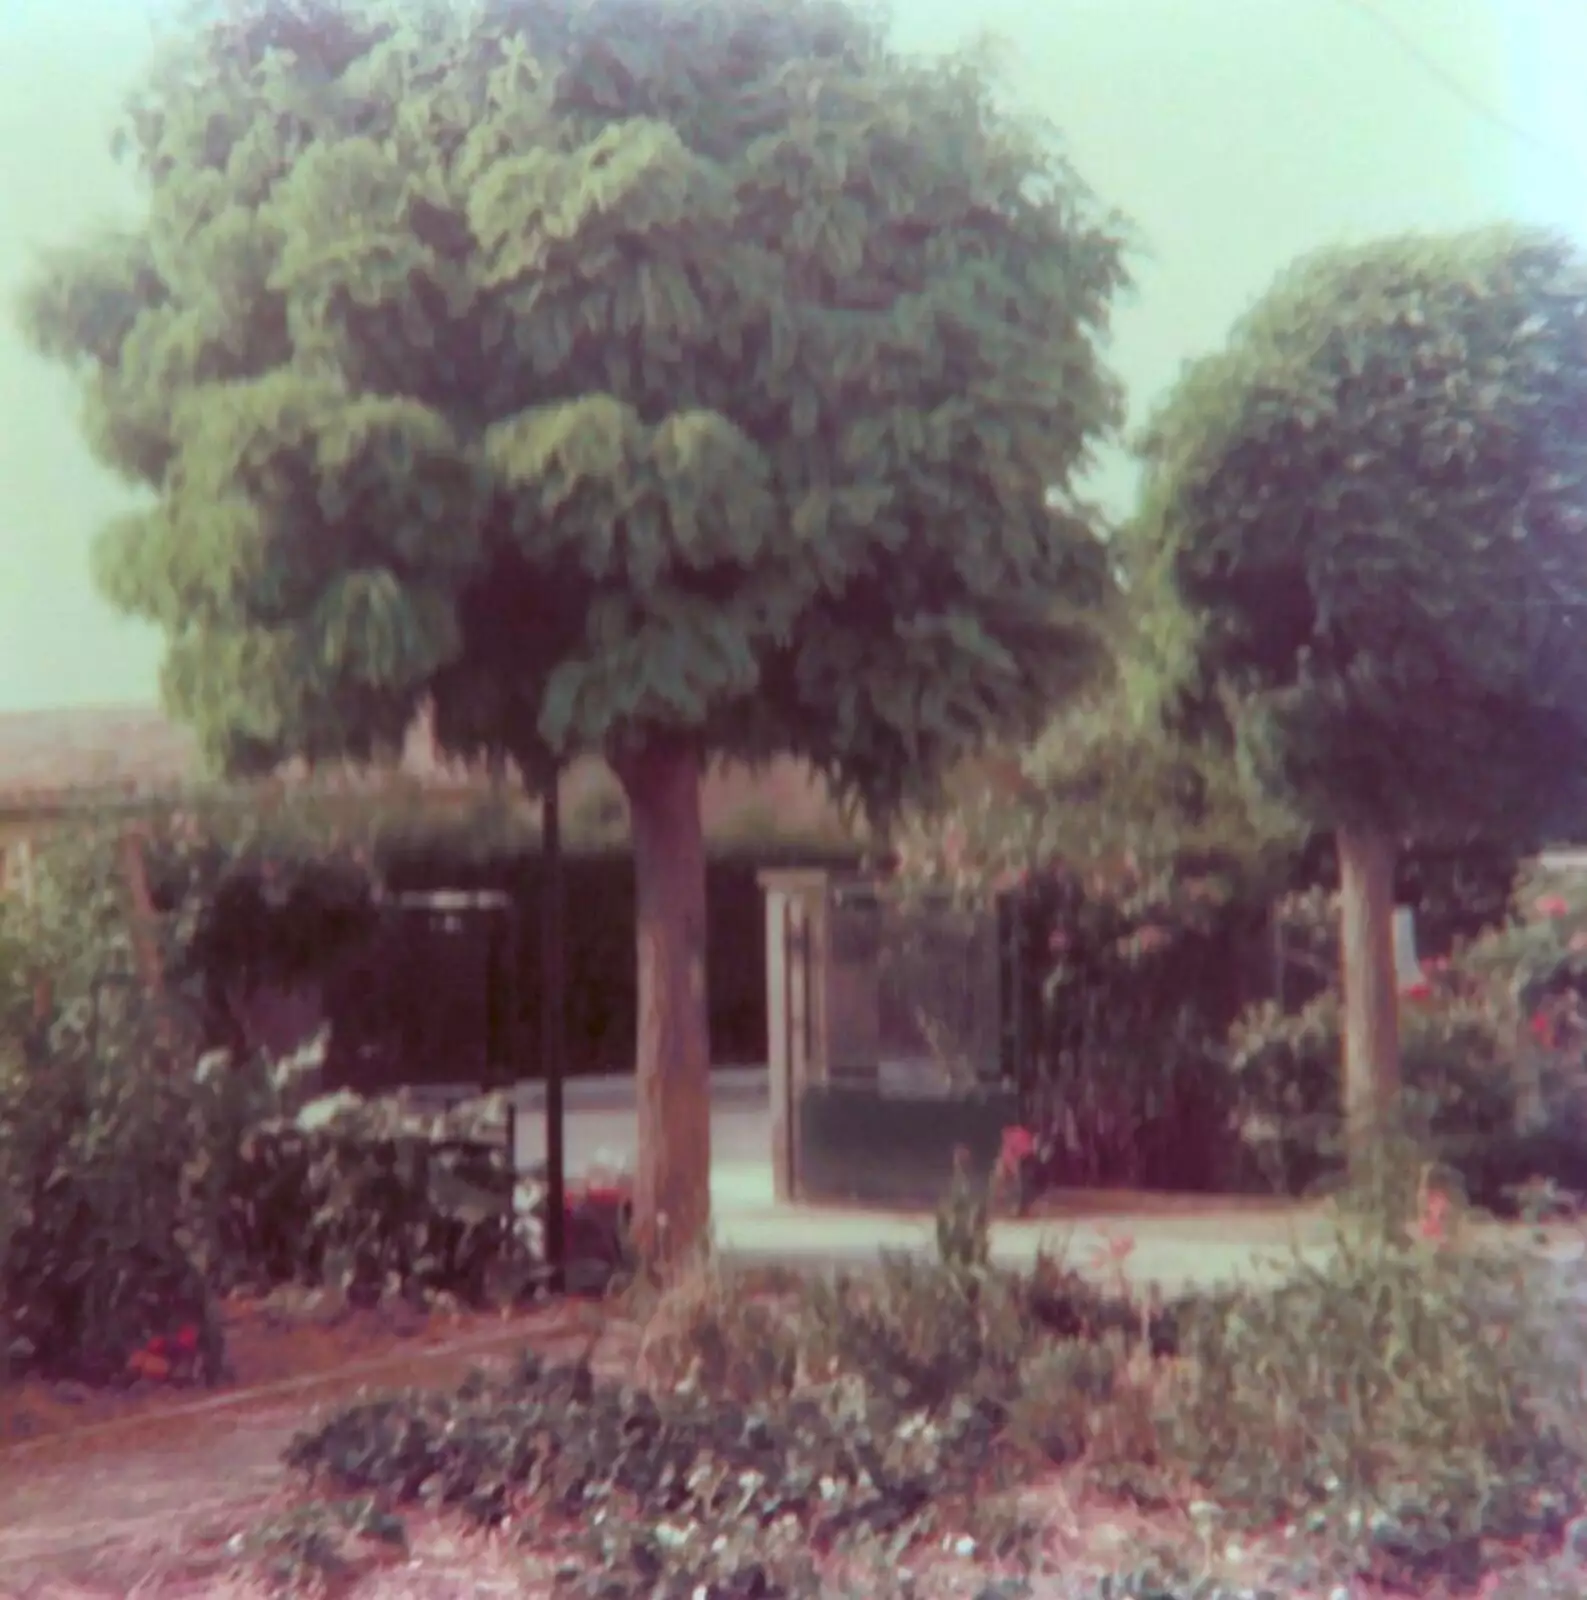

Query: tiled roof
0;707;200;805
0;705;471;807
0;705;846;838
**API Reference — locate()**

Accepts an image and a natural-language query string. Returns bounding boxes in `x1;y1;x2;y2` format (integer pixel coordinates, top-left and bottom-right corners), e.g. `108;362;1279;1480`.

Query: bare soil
0;1292;617;1597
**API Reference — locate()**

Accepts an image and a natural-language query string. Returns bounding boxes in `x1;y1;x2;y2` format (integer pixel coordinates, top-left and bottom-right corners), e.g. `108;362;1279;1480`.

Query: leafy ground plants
263;1150;1587;1598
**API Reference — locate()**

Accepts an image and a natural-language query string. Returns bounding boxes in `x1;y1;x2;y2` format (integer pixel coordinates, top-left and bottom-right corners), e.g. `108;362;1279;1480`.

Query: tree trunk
1336;825;1402;1176
119;825;164;998
615;735;713;1273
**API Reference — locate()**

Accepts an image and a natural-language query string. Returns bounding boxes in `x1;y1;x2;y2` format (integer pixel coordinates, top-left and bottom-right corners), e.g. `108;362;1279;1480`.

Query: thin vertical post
541;772;567;1292
499;899;518;1250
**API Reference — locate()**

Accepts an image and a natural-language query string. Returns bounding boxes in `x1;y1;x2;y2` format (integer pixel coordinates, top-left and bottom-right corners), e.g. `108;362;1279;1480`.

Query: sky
1;0;1585;713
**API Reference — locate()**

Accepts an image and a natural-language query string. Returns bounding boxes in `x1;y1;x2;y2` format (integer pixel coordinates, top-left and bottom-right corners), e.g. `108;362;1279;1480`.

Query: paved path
492;1069;1587;1296
500;1073;1340;1294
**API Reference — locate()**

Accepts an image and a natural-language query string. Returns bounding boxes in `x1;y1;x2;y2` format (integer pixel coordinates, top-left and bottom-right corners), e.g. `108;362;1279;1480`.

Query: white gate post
758;868;831;1202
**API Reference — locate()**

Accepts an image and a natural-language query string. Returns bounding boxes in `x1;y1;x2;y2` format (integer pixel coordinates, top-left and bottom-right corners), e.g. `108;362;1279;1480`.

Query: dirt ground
0;1292;617;1598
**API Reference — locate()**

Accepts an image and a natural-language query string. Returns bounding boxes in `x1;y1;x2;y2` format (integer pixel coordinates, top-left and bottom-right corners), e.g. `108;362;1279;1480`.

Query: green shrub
0;997;233;1381
1225;988;1521;1199
0;815;244;1380
991;856;1269;1193
0;819;545;1385
0;1001;538;1382
276;1179;1050;1597
1159;1212;1586;1590
218;1087;534;1308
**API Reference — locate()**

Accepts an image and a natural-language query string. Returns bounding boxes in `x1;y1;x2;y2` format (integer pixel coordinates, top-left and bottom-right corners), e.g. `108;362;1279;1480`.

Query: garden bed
7;1232;1587;1598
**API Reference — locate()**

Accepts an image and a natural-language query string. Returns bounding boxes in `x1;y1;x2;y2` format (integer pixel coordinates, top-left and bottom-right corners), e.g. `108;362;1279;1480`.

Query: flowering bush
891;703;1537;1204
126;1322;203;1385
1227;982;1536;1204
0;816;542;1386
897;774;1277;1192
1005;857;1270;1191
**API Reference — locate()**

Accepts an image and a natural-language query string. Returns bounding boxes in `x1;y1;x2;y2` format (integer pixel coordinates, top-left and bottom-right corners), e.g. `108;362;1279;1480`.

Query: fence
823;877;1005;1091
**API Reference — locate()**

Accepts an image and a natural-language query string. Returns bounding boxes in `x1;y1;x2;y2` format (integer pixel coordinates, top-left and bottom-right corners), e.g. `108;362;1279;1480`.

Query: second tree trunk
1336;823;1402;1177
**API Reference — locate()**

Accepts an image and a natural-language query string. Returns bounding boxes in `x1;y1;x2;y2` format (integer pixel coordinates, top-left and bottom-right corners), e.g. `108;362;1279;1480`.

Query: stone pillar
758;868;831;1202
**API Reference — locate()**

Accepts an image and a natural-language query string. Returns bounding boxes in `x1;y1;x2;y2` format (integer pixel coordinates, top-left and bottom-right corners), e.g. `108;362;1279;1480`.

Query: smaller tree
1127;224;1587;1172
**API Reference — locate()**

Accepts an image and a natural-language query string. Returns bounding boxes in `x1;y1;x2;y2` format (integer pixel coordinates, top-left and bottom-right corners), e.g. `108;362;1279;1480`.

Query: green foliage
898;713;1288;1191
1287;831;1525;963
281;1340;1009;1597
264;1159;1587;1597
0;1006;227;1382
899;680;1533;1196
0;821;222;1380
219;1088;534;1307
1127;225;1587;845
1225;983;1531;1203
1465;860;1587;1012
245;1494;407;1595
1161;1204;1586;1591
1010;857;1269;1191
0;821;546;1384
0;1016;540;1381
21;0;1130;817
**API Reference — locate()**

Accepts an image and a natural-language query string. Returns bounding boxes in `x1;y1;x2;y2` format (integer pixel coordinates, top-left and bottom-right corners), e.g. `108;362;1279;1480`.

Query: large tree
1125;224;1587;1171
19;0;1128;1266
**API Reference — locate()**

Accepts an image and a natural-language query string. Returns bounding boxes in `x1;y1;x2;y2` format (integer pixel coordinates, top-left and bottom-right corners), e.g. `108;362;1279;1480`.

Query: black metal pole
500;901;518;1257
542;772;567;1293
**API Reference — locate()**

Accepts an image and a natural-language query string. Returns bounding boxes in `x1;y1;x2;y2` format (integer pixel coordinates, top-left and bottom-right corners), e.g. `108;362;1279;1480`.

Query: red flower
996;1126;1037;1180
1531;1012;1557;1047
940;823;966;865
1535;894;1570;919
1418;1190;1450;1243
1402;980;1433;1001
1001;1125;1036;1163
562;1181;631;1221
174;1324;199;1353
146;1335;168;1356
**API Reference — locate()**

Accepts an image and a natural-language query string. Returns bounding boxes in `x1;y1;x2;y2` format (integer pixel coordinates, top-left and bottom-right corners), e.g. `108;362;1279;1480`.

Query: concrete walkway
487;1069;1342;1295
707;1158;1336;1293
478;1067;1586;1297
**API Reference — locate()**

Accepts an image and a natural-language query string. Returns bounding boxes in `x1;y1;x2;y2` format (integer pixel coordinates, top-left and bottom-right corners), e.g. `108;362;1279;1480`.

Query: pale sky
1;0;1584;713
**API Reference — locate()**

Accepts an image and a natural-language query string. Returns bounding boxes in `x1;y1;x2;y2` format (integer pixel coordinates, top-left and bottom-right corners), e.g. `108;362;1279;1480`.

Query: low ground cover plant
267;1140;1587;1599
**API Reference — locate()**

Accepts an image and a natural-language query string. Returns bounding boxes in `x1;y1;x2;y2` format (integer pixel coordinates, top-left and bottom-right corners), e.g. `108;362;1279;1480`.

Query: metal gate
823;878;1006;1093
327;889;520;1097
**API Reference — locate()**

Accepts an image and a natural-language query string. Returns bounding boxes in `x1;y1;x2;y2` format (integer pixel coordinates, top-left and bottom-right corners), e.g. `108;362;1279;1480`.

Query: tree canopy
1127;224;1587;847
22;0;1128;810
20;0;1132;1262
